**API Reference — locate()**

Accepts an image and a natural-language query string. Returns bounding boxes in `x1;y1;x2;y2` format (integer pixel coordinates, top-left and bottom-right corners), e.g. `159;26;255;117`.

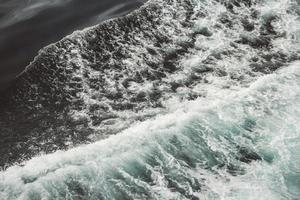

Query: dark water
0;0;144;91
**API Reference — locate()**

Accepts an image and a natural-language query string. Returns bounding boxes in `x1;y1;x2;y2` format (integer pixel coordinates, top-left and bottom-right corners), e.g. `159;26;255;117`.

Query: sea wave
0;0;299;182
1;61;300;199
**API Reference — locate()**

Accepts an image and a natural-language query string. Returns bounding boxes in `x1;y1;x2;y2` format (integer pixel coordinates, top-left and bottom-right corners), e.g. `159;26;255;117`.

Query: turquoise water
1;62;300;199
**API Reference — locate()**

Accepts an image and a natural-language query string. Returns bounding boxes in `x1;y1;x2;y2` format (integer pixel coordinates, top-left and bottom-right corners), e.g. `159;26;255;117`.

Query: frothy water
1;62;300;199
0;0;300;199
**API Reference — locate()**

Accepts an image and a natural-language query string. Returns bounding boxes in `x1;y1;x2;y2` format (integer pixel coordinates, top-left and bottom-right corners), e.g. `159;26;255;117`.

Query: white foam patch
1;61;300;199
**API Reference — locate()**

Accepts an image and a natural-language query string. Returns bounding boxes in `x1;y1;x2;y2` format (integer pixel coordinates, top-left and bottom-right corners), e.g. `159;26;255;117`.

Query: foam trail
1;62;300;199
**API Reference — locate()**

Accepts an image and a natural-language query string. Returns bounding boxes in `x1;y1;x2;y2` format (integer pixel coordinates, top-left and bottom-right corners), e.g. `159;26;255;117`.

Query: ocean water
1;62;300;199
0;0;145;91
0;0;300;199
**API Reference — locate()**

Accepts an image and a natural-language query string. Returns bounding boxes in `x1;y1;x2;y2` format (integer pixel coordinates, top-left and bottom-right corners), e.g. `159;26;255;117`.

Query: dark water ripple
0;0;145;91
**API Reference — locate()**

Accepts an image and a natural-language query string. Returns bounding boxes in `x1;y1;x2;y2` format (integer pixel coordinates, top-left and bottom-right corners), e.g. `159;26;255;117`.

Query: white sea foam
1;0;300;198
1;62;299;199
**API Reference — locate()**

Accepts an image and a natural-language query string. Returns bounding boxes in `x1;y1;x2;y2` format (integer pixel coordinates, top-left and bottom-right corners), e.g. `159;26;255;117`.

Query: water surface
0;0;144;90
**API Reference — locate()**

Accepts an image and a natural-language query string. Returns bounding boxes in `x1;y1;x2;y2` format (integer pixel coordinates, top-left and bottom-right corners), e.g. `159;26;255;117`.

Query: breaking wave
1;61;300;199
0;0;300;199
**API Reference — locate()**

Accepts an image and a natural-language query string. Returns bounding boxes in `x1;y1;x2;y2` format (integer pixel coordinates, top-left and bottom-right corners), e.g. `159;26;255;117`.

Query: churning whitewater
0;0;300;199
1;62;300;199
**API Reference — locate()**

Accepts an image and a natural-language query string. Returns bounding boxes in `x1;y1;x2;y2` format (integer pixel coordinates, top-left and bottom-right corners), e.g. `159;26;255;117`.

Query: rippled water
0;0;144;90
0;0;300;199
